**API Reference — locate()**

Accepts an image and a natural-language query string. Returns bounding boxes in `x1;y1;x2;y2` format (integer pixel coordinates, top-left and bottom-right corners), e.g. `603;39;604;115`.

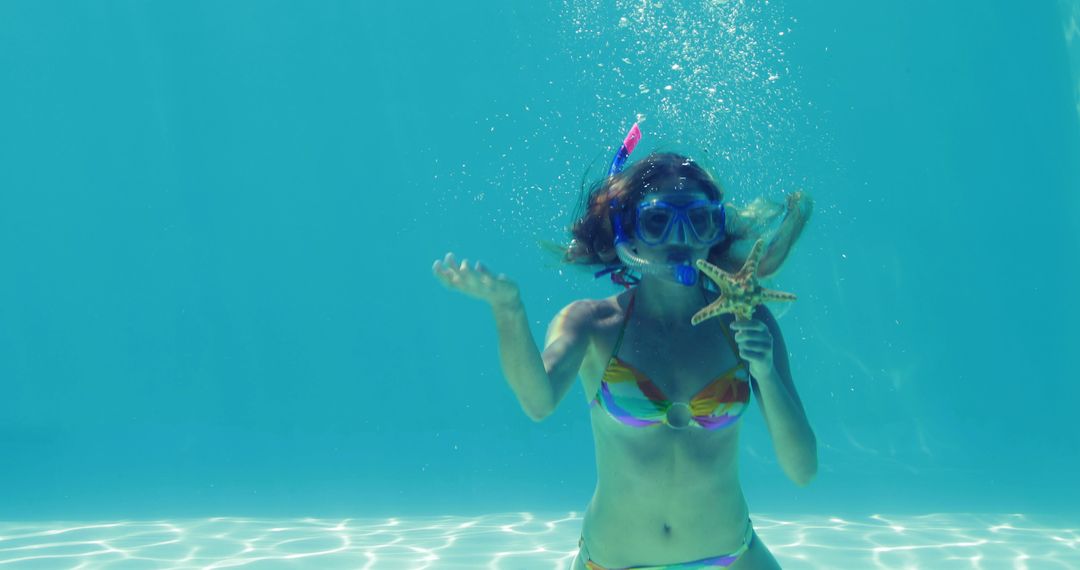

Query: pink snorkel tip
623;123;642;155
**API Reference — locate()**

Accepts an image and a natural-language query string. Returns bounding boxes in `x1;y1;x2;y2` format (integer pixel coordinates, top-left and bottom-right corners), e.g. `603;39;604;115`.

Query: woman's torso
577;288;753;566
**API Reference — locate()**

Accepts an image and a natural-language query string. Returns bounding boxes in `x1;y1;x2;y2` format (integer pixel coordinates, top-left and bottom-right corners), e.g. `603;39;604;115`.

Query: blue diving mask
635;198;726;247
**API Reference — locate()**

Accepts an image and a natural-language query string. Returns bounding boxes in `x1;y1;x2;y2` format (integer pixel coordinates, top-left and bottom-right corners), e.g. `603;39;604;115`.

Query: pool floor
1;512;1076;569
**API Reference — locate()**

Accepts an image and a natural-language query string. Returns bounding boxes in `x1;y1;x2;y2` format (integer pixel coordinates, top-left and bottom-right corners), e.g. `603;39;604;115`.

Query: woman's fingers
732;320;772;358
476;262;496;285
733;320;770;347
432;259;446;278
730;319;765;331
734;329;771;343
433;258;452;279
434;263;460;286
436;254;492;273
433;254;461;284
434;252;501;294
740;349;767;361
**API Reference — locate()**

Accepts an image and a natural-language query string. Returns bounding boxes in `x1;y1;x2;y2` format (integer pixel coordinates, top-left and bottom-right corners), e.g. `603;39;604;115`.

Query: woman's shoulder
552;291;631;330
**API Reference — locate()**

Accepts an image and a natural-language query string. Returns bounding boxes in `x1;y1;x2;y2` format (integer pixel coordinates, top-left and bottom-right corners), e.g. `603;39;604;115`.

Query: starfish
691;238;797;325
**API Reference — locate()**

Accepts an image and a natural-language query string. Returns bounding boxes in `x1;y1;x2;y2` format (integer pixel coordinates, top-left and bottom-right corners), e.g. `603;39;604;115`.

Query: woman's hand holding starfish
730;319;776;379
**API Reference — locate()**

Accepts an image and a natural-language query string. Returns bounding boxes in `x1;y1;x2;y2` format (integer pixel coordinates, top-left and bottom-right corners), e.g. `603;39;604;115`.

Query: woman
433;145;817;569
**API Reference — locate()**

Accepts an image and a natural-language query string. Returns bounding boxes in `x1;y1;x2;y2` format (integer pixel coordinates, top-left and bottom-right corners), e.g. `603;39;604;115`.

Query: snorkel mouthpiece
666;252;701;287
674;263;699;286
604;121;699;288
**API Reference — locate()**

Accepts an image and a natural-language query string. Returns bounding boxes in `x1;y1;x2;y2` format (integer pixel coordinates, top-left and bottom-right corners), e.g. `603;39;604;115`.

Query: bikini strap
609;291;636;359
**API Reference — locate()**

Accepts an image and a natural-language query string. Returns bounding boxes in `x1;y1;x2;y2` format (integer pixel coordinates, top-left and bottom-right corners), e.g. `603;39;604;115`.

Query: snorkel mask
600;123;725;287
634;197;726;247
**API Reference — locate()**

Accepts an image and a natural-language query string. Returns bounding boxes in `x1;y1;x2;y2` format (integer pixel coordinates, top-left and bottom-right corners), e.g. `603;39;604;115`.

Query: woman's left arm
757;191;812;278
730;305;818;486
715;191;812;278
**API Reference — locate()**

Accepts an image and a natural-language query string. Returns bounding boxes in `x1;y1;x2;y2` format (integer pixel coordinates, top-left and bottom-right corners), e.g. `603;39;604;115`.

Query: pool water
2;1;1078;569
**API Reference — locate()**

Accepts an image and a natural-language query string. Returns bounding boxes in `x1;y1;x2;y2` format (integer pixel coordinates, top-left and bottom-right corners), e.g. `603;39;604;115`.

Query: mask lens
637;205;675;244
687;203;724;243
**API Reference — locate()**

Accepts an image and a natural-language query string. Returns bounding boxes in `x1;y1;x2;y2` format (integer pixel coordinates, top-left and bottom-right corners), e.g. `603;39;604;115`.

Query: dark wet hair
563;152;729;270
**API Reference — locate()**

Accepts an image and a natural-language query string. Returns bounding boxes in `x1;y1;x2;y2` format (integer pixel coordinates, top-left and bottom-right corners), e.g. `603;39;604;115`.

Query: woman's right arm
433;253;592;421
491;297;592;421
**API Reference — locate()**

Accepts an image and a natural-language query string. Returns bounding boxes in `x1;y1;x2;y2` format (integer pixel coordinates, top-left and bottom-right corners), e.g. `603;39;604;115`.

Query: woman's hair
564;152;730;268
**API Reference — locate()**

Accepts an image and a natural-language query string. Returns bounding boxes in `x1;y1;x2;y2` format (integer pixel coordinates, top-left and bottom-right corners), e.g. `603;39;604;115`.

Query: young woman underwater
433;125;817;570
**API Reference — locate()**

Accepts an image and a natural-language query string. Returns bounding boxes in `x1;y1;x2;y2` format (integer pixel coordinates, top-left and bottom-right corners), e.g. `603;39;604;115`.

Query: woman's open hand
432;252;521;308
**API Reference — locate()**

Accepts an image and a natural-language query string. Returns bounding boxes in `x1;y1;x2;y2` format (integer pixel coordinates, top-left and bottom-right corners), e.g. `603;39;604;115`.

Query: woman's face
631;179;722;267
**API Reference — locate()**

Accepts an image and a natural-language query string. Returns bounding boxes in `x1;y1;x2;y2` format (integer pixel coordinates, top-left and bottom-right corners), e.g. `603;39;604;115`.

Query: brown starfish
690;238;797;325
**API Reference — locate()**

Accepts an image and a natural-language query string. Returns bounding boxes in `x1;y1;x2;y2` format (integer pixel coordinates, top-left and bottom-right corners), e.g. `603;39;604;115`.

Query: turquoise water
1;1;1078;568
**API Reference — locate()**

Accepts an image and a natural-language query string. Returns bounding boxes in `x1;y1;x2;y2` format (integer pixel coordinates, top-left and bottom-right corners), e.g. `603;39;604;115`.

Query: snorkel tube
606;123;699;287
608;123;642;176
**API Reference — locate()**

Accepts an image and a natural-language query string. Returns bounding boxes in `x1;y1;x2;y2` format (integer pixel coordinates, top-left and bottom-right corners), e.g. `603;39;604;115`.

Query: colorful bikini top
591;291;751;430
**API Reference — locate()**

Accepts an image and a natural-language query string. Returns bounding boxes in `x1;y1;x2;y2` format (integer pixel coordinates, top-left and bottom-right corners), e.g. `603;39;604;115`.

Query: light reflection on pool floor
0;512;1076;569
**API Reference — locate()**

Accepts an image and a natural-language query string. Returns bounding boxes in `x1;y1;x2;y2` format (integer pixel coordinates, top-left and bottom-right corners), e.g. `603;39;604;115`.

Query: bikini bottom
577;518;754;570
